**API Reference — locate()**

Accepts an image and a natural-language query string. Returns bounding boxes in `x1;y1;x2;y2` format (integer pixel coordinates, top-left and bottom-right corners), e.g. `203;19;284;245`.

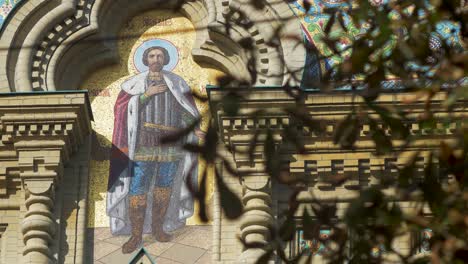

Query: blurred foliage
175;0;467;263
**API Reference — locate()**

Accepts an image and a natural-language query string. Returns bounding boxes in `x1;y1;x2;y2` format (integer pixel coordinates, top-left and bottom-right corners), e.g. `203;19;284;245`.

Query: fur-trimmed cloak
106;70;199;235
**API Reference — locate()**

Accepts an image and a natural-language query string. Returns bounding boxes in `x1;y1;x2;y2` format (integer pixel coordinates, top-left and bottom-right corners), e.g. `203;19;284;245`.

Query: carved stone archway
0;0;306;93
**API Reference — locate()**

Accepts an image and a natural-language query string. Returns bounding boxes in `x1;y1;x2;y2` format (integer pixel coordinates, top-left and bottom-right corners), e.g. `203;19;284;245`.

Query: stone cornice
0;91;92;153
208;89;467;161
209;88;467;200
0;91;90;181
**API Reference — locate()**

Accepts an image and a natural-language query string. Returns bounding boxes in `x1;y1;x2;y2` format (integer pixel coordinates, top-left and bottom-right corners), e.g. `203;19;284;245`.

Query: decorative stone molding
29;0;94;91
208;87;467;261
0;166;7;196
209;89;467;164
0;91;92;263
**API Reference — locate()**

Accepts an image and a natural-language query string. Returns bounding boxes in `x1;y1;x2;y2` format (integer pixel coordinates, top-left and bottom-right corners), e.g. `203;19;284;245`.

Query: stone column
17;148;63;264
238;175;273;263
21;178;56;264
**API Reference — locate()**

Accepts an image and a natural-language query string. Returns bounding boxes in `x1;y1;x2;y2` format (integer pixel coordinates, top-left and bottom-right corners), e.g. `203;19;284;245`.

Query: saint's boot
152;187;173;242
122;195;146;254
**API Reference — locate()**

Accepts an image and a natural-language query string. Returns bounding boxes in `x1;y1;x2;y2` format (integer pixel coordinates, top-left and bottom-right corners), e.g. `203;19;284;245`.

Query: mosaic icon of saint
106;45;203;254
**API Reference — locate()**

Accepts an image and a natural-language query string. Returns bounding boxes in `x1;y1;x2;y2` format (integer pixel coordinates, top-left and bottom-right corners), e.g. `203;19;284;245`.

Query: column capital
22;177;55;198
241;175;270;191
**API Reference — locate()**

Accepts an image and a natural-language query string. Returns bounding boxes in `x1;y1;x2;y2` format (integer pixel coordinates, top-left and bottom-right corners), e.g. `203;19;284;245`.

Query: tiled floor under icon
88;225;212;264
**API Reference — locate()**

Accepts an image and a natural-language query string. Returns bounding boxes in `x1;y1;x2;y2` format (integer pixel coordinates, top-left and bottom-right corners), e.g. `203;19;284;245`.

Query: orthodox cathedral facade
0;0;465;263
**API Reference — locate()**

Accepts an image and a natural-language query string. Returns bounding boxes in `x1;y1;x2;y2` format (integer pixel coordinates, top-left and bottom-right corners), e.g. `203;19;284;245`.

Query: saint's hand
195;129;206;140
145;84;168;96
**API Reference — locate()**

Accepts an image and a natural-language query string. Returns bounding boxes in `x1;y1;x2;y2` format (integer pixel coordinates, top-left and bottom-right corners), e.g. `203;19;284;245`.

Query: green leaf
312;204;337;226
264;130;280;179
325;12;336;35
334;112;360;149
285;107;326;136
248;128;262;164
282;125;305;154
350;46;370;74
398;152;419;189
280;215;296;241
302;208;315;240
239;37;254;50
250;0;266;9
255;250;273;264
184;163;208;222
419;117;437;132
454;249;468;263
161;118;201;143
363;65;384;101
409;256;431;264
366;101;410;140
368;116;392;155
216;75;235;87
222;92;242;116
303;0;311;12
422;153;446;217
203;124;219;162
197;168;209;222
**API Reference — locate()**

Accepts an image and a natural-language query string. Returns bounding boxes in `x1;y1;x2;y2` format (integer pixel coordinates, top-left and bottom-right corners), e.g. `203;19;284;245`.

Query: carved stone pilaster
238;175;273;263
0;166;7;196
21;178;56;263
0;92;92;263
16;142;64;264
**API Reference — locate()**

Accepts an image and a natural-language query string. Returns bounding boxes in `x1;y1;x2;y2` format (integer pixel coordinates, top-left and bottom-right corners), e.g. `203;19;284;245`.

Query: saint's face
147;49;165;72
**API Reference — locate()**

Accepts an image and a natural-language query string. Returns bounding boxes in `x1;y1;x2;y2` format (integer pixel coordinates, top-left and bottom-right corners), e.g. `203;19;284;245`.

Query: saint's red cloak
108;90;132;190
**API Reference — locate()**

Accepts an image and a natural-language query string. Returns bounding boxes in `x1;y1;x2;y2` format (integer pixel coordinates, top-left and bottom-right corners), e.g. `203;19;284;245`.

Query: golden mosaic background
81;10;223;228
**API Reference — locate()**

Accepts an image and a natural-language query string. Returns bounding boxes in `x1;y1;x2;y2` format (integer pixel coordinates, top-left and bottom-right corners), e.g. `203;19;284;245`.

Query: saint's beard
149;63;163;72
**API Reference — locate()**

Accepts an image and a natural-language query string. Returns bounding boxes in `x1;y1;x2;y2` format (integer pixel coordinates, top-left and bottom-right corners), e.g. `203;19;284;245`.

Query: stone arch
0;0;305;92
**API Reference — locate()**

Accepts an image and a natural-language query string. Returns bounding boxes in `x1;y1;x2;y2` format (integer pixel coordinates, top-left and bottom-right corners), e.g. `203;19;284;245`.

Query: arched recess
0;0;306;92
